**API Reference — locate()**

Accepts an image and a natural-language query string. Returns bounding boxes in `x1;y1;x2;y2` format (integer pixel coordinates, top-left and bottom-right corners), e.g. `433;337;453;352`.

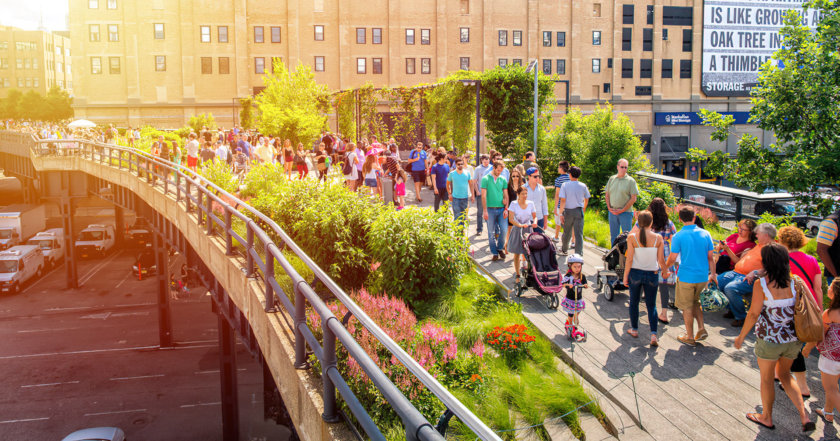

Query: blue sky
0;0;69;31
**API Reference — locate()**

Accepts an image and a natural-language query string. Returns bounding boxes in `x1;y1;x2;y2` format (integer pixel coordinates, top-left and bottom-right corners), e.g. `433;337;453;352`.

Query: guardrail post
321;319;340;423
146;158;152;184
735;197;743;221
246;226;255;277
185;180;192;212
293;283;307;369
206;191;213;235
224;210;233;255
678;184;685;200
264;245;276;312
176;171;181;202
197;191;204;225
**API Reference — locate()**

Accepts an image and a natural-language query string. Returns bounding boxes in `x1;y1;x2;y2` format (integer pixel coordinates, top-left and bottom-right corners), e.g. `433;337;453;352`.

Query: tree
44;86;73;121
187;113;217;133
479;65;555;157
255;61;328;146
689;0;840;215
422;70;479;153
19;90;49;121
0;89;23;119
239;97;255;130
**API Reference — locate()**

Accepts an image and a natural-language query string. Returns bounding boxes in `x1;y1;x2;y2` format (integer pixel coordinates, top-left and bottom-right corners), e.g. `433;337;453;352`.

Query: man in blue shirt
406;141;428;203
447;158;474;231
665;206;716;346
236;134;251;159
430;154;451;212
473;155;493;235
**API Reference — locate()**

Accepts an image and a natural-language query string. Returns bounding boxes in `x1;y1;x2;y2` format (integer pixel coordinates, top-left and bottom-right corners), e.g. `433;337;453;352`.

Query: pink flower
470;340;485;358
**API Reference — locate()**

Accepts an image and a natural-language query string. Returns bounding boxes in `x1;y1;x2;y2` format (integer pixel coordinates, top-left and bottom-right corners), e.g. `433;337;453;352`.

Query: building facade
0;26;73;100
69;0;778;175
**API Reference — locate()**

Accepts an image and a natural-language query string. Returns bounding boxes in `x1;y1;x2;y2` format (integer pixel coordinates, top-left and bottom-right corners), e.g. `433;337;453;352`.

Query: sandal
695;329;709;342
627;329;639;338
746;413;775;430
658;315;670;324
650;335;659;347
677;333;696;346
816;408;835;424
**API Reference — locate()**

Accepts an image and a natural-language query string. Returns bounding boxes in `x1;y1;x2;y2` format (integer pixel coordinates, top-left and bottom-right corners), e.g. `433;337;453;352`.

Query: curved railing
2;132;501;441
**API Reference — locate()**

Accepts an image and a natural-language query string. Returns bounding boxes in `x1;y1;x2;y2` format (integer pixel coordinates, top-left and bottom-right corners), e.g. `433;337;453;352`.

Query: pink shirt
724;233;756;270
789;251;821;302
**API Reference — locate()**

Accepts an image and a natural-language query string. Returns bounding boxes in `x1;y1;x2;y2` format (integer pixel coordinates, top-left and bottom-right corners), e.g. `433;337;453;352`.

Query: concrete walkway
402;182;835;441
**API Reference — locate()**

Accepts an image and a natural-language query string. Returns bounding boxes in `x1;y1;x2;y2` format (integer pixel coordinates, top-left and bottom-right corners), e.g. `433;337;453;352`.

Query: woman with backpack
734;243;815;433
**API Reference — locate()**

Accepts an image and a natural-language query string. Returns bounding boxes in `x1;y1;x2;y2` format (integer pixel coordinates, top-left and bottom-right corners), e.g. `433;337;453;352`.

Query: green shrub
199;160;239;195
368;206;470;306
188;113;217;133
136;126;179;154
174;126;192;140
635;180;677;211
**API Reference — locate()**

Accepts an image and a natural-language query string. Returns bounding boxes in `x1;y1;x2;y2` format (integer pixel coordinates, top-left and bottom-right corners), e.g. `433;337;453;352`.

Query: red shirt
725;233;756;270
789;251;821;303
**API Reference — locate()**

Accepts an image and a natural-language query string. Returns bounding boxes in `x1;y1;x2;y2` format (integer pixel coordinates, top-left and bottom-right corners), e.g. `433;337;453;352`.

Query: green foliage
199;160;239;194
689;1;840;216
480;65;555;157
635;180;678;211
239;97;255;130
173;127;191;139
367;206;470;305
756;212;796;229
422;71;479;153
255;62;328;145
187;113;217;133
387;87;422;148
0;89;22;119
334;91;357;140
358;83;388;141
582;210;613;249
135;126;180;153
0;87;72;121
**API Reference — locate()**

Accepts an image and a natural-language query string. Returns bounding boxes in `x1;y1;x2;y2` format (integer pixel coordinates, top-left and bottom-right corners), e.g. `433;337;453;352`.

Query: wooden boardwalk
403;184;837;441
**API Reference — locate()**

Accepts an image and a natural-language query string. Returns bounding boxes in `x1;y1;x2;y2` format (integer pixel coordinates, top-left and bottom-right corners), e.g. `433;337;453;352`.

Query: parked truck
0;205;47;251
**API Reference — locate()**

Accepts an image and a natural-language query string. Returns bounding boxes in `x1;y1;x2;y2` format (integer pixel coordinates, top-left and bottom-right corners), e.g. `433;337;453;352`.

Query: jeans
486;207;506;256
718;271;753;320
537;218;545;229
475;194;485;233
628;268;659;334
452;198;469;229
433;188;449;211
562;208;584;255
608;210;634;244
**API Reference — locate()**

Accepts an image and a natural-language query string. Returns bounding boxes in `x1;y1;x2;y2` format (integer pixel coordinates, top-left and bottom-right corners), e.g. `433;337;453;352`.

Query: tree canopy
255;60;328;146
0;86;73;121
690;0;840;214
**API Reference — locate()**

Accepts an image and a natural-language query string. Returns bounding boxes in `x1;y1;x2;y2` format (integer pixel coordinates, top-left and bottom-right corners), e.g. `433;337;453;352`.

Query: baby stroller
594;232;629;301
513;227;563;309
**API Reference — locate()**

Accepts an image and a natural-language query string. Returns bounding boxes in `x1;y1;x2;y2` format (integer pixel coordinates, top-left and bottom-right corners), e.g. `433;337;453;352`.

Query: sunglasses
618;166;628;169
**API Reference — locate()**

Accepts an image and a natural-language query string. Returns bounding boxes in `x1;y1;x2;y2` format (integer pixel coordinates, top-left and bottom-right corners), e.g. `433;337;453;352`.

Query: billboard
702;0;821;97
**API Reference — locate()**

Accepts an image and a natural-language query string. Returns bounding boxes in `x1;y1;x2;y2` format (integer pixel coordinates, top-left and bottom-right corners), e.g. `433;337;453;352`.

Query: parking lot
0;245;290;440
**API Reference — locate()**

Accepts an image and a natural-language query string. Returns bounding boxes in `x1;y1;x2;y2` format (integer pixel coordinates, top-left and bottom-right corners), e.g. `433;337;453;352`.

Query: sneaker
498;250;507;259
677;333;696;346
552;237;560;243
695;329;709;341
491;255;500;262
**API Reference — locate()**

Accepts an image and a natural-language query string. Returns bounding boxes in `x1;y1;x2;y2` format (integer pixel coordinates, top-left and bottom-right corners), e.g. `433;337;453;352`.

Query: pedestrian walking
283;139;294;179
817;208;840;286
406;142;428;202
431;154;451;211
186;133;200;172
343;142;359;190
605;158;639;243
473;154;493;236
482;160;509;262
552;161;571;242
507;186;537;281
562;254;589;342
504;167;525;255
555;166;589;256
315;144;329;182
803;279;840;425
623;211;670;347
446;158;474;230
524;167;548;229
294;143;309;179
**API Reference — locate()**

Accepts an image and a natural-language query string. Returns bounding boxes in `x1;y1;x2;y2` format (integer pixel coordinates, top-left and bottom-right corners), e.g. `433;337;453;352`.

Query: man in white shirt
185;133;200;171
215;141;229;164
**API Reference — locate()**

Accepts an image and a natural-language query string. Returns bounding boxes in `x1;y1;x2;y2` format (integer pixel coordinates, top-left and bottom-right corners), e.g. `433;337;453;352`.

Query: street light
525;60;539;158
459;79;481;166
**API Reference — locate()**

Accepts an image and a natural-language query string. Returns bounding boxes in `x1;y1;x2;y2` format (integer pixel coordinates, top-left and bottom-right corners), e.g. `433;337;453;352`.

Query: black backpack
341;152;354;175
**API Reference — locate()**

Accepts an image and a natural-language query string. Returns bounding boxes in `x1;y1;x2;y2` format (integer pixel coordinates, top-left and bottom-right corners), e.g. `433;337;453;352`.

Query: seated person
717;223;777;327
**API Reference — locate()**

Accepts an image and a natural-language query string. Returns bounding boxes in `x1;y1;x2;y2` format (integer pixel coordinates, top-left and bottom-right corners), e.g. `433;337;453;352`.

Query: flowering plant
485;324;536;362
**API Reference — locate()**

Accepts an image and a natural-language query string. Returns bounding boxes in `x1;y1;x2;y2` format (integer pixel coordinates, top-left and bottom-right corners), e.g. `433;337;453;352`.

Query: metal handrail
3;132;501;441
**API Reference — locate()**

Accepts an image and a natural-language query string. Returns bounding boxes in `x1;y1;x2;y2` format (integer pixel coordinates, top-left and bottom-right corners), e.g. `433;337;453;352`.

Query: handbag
793;275;824;343
700;282;729;312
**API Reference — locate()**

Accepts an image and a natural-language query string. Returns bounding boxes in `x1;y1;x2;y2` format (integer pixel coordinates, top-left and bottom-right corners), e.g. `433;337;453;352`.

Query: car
126;218;152;248
706;198;736;220
131;249;156;278
61;427;126;441
754;201;794;217
75;224;116;258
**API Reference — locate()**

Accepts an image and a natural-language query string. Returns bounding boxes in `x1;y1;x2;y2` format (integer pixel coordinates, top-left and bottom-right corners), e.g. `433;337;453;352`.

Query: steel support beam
60;196;78;290
114;205;125;247
219;310;240;441
153;233;173;348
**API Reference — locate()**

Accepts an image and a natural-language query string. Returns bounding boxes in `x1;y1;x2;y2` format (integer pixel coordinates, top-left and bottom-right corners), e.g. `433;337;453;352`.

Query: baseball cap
526;167;539;176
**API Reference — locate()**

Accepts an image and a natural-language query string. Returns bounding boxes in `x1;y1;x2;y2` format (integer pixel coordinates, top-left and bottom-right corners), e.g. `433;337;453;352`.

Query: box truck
0;204;47;250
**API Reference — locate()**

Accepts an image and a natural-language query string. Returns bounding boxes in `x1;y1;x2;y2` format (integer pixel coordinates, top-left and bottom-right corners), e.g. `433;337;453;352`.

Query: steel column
219;310;240;441
114;205;125;247
153;233;173;348
60;196;78;290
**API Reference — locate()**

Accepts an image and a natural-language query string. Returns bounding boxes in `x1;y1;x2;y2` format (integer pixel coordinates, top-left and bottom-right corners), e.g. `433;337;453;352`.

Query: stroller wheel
603;283;614;301
550;293;559;310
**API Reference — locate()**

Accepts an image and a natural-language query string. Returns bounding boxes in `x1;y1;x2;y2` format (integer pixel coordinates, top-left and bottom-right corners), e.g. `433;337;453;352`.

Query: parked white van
27;228;65;268
75;224;116;258
0;245;45;294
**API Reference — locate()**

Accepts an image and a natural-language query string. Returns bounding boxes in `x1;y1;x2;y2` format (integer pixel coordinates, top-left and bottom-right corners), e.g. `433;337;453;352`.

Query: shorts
187;156;198;167
365;178;378;188
754;338;801;361
819;355;840;376
410;169;426;183
675;280;706;311
561;297;585;314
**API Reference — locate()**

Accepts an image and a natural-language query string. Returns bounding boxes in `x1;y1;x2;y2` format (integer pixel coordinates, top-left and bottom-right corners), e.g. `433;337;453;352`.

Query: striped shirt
554;173;570;190
818;219;839;246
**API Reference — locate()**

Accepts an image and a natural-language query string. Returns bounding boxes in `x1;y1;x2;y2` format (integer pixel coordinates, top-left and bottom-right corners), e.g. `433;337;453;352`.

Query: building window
200;57;212;74
25;78;31;88
512;30;522;46
405;29;415;45
200;26;211;43
356;28;366;44
421;58;431;74
460;57;470;70
499;58;508;67
542;31;551;47
90;57;101;74
372;58;382;74
357;58;366;74
460;0;469;14
604;83;611;93
680;59;692;78
622;58;633;78
542;59;551;74
218;26;228;43
255;57;265;74
108;24;119;42
17;78;23;88
647;5;654;24
314;25;324;41
219;57;230;74
460;28;469;43
643;28;653;51
663;29;669;40
89;24;100;42
372;28;382;44
155;55;166;71
557;32;566;47
682;29;692;52
498;30;508;46
109;56;120;74
271;26;281;43
16;58;22;69
107;0;117;9
662;6;693;26
661;59;673;78
635;86;652;96
623;4;634;24
592;31;601;45
406;58;415;74
556;59;565;75
254;26;264;43
512;59;522;66
421;29;430;45
622;28;632;51
640;59;652;78
154;23;164;39
314;56;325;72
89;0;98;8
592;58;601;73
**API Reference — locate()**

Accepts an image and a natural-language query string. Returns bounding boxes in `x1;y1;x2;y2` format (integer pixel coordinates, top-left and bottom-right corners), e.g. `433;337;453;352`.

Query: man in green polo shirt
482;160;509;261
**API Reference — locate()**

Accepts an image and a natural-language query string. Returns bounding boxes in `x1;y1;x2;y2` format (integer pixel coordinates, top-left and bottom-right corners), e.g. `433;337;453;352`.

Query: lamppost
525;60;539;158
459;79;481;166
